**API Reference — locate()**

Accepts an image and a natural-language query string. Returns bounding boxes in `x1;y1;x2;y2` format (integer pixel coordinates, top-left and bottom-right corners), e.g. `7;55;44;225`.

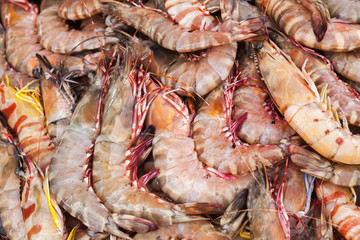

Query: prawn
193;84;288;175
290;144;360;187
0;125;27;240
315;180;360;240
270;31;360;127
58;0;102;20
326;0;360;23
256;0;360;52
254;39;360;165
1;1;85;77
324;50;360;84
92;51;207;227
146;81;254;207
36;54;75;145
49;64;154;238
234;47;295;145
102;0;265;52
38;0;118;54
0;83;55;173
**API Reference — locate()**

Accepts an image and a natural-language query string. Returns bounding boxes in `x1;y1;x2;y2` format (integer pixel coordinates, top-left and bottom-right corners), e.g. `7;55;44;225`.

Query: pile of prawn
2;0;360;239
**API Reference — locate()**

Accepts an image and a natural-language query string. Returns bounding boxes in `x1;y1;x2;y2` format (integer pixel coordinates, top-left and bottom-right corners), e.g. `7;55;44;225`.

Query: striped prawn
316;180;360;240
193;81;288;175
1;0;84;77
49;60;156;238
269;31;360;127
0;82;55;173
146;80;255;207
38;0;118;54
256;0;360;52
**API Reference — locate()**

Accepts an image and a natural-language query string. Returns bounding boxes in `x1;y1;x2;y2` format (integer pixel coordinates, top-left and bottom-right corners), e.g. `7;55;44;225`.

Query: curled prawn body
234;51;295;145
255;40;360;165
38;0;118;54
146;82;253;207
49;71;130;238
92;54;200;227
257;0;360;52
134;221;231;240
1;1;85;77
0;84;55;173
0;127;27;240
316;180;360;240
102;1;265;52
193;85;288;175
326;0;360;23
58;0;102;20
270;32;360;127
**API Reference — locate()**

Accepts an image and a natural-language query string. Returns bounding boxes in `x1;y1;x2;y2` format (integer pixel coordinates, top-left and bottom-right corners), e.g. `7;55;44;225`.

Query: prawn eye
268;31;278;40
254;42;263;50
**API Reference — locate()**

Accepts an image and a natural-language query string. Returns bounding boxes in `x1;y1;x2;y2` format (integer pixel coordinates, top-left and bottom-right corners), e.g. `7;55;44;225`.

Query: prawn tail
313;199;333;239
232;16;266;41
35;54;53;78
311;11;327;42
289;144;333;180
220;189;248;225
111;213;158;233
220;189;248;238
172;202;223;215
